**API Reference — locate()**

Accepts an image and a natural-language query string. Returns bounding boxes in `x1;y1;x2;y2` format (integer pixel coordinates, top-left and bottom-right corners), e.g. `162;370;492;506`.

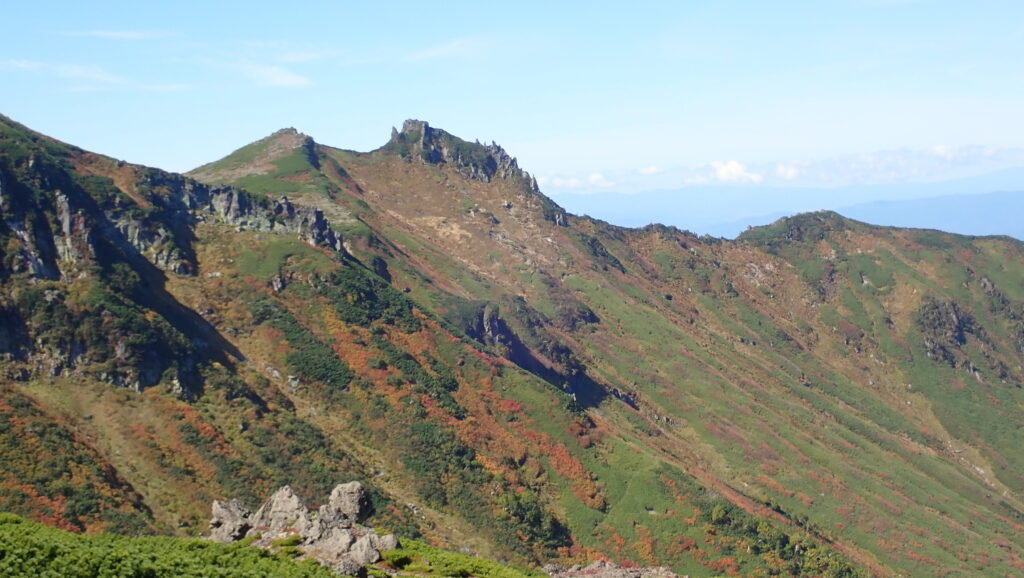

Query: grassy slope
2;115;1022;575
188;140;862;573
289;141;1023;575
0;512;540;577
0;513;335;577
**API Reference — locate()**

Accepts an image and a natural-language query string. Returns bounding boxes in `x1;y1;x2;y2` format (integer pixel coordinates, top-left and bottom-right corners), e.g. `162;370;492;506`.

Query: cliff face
0;116;346;393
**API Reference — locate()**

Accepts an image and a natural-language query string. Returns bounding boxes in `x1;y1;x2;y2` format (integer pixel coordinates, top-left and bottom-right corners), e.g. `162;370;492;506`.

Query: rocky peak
264;127;310;153
388;119;533;187
385;119;567;226
399;119;430;143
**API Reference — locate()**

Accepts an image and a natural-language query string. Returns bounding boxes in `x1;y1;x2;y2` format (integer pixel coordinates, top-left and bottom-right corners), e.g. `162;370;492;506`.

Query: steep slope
1;113;1022;576
0;114;630;567
0;114;398;537
191;119;1024;575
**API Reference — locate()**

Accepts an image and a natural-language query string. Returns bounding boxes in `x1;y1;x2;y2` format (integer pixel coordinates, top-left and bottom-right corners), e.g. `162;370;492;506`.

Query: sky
2;1;1023;228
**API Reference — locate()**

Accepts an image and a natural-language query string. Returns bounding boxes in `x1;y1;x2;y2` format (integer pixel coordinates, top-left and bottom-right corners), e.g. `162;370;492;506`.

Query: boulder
304;527;354;560
208;482;399;574
327;481;368;523
370;532;400;552
332;557;365;577
249;485;313;536
209;498;251;543
348;534;381;565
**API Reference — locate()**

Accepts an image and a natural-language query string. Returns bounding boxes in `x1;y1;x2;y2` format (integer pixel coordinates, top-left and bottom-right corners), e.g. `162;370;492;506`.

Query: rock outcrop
385;120;568;228
546;560;679;578
1;156;346;283
209;498;251;543
393;119;529;185
207;190;343;252
208;482;399;576
0;132;348;392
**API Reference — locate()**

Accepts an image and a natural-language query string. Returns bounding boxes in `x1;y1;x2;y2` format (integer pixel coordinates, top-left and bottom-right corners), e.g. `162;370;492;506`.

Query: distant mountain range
838;190;1024;239
551;169;1024;239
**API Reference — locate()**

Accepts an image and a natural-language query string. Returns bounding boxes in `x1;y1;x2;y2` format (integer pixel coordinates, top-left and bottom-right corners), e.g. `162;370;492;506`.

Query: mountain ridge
550;169;1024;239
2;113;1024;575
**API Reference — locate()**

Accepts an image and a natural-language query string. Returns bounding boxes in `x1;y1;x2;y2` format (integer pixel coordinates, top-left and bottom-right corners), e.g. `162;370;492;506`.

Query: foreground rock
208;482;398;575
546;560;679;578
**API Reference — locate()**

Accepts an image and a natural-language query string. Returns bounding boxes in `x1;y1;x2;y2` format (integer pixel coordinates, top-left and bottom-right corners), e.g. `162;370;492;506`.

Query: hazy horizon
3;1;1022;230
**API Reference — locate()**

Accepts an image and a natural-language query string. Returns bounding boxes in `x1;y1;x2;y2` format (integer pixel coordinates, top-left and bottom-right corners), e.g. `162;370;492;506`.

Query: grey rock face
348;534;381;565
209;498;252;543
370;532;399;552
249;485;313;536
327;481;367;522
331;557;365;577
207;482;399;575
391;119;543;193
0;156;348;392
207;192;344;252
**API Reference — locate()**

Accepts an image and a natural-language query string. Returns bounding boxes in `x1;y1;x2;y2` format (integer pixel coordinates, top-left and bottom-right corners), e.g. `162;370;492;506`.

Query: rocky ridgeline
1;161;344;282
388;120;568;227
392;119;531;186
0;148;346;391
118;176;345;275
206;189;343;253
209;482;399;576
545;560;679;578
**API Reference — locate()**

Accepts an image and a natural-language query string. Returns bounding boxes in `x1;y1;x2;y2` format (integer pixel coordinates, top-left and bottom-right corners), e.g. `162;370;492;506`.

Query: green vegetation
381;538;544;577
188;130;332;198
10;277;196;389
249;297;353;390
0;513;334;577
371;335;463;417
234;236;335;280
6;113;1024;576
0;388;153;534
575;232;625;273
324;265;421;332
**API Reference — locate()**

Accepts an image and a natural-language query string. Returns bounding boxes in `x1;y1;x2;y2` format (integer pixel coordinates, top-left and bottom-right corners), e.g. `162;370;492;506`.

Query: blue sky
3;1;1023;204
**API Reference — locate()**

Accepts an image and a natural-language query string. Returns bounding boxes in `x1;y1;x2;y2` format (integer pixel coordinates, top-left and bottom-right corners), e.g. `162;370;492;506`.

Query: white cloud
54;63;127;85
538;175;587;189
1;59;44;74
775;163;800;180
2;59;127;89
709;160;763;184
406;38;485;62
930;145;954;160
275;49;337;63
140;83;192;92
3;59;192;92
549;146;1024;194
237;63;311;87
553;176;584;188
65;30;173;40
757;146;1024;186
